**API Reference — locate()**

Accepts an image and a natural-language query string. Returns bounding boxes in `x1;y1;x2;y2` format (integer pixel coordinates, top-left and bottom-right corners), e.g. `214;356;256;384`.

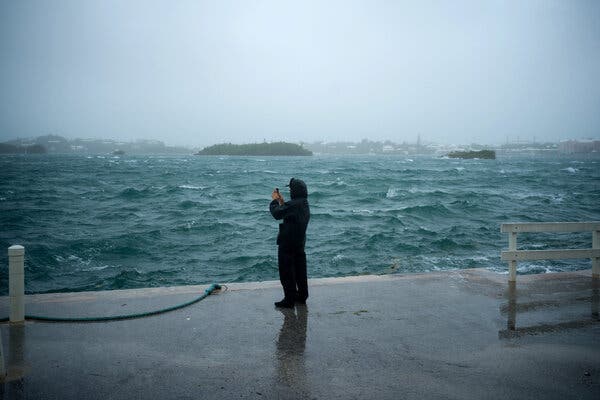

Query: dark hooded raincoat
269;178;310;302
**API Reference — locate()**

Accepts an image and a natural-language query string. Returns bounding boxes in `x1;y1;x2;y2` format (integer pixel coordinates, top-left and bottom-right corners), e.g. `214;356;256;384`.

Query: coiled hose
0;283;221;323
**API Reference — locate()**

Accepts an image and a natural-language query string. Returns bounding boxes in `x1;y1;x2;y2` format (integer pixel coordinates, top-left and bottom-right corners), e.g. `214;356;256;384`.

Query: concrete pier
0;268;598;399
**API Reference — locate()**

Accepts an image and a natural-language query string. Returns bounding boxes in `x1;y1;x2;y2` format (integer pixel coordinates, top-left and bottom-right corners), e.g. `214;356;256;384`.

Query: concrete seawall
0;268;598;399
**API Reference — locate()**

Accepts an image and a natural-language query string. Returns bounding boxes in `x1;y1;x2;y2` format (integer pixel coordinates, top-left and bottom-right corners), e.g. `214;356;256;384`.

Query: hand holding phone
272;188;284;204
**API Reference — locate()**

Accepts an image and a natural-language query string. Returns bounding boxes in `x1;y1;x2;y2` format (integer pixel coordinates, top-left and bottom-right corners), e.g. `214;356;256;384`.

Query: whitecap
352;209;374;215
528;243;546;249
55;254;92;266
386;188;400;198
0;197;5;201
454;167;465;172
179;185;206;190
562;167;578;173
550;194;563;203
263;170;277;174
517;264;552;274
182;220;197;230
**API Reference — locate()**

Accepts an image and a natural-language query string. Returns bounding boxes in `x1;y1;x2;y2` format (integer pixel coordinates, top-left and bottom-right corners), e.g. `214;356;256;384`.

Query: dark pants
278;246;308;302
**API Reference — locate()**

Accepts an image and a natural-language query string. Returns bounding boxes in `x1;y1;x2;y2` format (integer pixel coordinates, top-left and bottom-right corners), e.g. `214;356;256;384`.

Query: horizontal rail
501;222;600;233
502;249;600;261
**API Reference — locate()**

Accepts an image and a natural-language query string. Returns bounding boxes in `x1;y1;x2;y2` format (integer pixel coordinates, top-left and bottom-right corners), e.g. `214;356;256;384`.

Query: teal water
1;154;599;294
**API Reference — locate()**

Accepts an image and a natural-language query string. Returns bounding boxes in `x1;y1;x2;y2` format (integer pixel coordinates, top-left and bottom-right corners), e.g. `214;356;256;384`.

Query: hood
288;178;308;199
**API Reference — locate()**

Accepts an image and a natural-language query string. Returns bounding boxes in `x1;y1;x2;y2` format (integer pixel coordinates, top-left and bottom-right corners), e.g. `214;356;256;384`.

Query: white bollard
8;245;25;323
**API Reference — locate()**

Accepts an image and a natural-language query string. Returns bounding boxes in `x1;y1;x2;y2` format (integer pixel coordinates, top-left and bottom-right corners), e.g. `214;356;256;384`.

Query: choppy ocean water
0;154;599;295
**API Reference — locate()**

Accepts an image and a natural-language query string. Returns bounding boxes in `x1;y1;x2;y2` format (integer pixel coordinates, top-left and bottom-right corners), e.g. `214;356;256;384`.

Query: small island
447;150;496;159
195;142;312;156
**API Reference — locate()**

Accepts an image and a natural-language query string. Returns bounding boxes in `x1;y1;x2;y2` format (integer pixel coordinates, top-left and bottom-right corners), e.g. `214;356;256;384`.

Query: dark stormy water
1;154;599;295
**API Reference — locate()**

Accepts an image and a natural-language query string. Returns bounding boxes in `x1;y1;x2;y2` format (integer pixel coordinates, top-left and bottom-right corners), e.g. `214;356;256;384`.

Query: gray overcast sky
1;0;599;147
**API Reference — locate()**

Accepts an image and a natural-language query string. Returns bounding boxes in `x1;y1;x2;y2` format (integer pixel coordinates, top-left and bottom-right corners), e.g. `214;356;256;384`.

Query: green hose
0;283;221;323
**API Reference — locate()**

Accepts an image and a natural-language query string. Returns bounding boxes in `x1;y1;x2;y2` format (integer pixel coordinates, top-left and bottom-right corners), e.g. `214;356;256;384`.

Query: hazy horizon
1;1;599;148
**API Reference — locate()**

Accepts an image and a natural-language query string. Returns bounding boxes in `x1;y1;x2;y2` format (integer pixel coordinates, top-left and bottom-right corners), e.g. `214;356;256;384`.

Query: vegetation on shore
0;143;47;154
0;135;190;155
447;150;496;159
195;142;312;156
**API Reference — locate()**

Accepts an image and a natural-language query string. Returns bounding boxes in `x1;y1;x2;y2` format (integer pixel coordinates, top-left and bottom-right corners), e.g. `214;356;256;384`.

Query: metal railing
501;222;600;282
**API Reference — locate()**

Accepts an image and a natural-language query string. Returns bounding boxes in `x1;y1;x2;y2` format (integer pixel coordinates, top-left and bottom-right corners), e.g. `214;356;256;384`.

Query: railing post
508;232;517;282
593;230;600;279
8;245;25;323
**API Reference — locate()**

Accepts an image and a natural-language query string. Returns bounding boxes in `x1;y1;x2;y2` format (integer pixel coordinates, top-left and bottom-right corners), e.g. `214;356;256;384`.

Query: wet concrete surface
0;268;598;399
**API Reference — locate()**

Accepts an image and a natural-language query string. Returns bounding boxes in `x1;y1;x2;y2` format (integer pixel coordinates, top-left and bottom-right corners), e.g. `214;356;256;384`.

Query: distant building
558;139;600;154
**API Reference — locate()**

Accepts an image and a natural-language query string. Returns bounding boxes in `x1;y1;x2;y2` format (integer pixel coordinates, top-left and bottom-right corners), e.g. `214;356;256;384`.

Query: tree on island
447;150;496;159
195;142;312;156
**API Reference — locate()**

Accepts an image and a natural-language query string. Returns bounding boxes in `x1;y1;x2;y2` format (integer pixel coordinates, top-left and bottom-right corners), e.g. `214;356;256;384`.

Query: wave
429;237;476;251
399;203;452;217
119;187;152;199
352;209;374;215
330;254;357;267
516;264;552;275
386;188;401;198
178;200;201;209
178;184;206;190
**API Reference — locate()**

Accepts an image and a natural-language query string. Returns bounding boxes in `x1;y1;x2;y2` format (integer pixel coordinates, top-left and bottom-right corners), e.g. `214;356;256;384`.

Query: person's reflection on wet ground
276;305;308;397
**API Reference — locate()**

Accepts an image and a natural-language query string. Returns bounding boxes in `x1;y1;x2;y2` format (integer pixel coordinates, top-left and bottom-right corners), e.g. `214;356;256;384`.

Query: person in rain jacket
270;178;310;308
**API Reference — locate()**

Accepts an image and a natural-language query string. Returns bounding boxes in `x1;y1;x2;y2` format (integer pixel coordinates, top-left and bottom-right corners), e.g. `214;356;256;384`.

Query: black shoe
274;299;294;308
